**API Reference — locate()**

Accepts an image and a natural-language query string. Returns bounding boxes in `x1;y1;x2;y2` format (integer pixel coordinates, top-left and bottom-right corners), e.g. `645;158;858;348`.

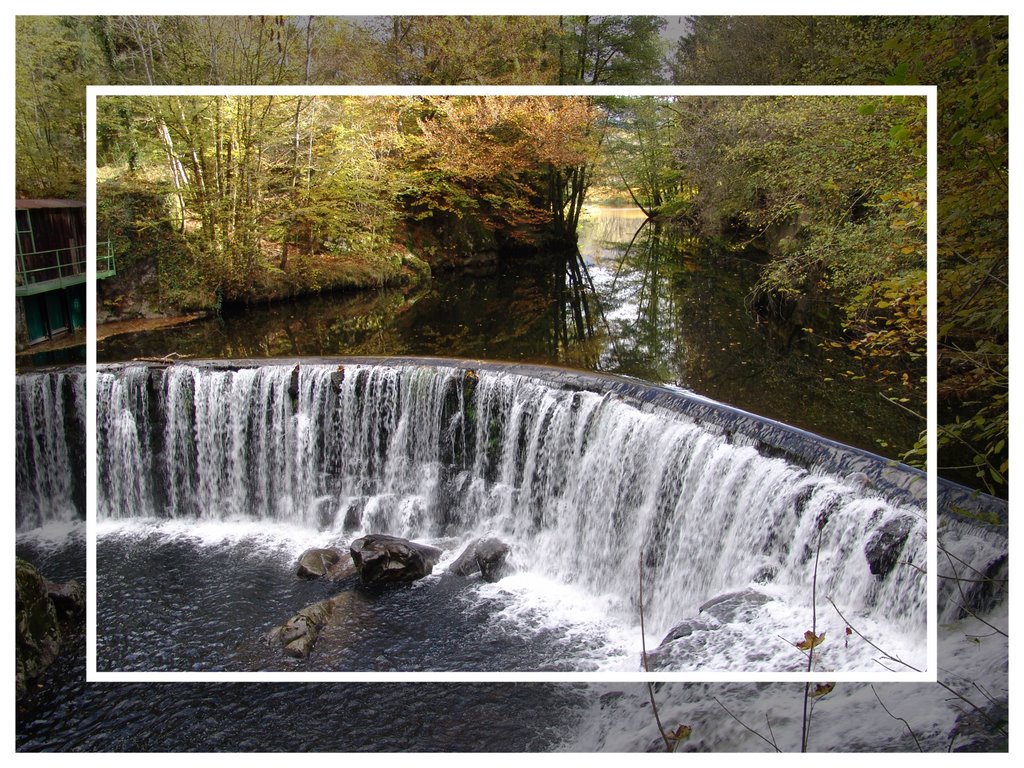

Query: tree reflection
547;246;600;368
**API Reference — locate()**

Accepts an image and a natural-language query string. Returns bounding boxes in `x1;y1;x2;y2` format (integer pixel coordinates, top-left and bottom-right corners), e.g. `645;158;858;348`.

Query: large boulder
16;558;78;699
448;537;512;582
349;534;442;586
296;547;356;581
864;515;917;578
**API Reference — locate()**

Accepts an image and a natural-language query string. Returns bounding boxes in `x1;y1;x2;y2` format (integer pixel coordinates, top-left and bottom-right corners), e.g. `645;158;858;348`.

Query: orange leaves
404;95;601;237
413;96;598;179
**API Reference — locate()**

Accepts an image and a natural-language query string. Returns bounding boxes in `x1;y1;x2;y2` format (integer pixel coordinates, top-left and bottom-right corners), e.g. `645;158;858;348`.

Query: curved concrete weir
85;356;954;674
12;356;1002;674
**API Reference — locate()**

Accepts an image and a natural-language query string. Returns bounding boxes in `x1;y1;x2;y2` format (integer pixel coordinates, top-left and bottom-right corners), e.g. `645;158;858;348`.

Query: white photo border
85;84;938;684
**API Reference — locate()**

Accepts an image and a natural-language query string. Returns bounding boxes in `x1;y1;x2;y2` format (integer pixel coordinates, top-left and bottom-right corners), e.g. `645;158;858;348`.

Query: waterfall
96;362;928;641
15;370;85;531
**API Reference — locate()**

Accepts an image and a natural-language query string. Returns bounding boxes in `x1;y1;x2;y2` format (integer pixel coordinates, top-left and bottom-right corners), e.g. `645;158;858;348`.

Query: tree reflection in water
97;207;922;458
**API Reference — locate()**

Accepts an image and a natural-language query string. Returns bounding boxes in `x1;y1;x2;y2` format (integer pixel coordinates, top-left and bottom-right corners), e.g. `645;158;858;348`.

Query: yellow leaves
668;724;693;748
811;682;836;698
795;630;826;651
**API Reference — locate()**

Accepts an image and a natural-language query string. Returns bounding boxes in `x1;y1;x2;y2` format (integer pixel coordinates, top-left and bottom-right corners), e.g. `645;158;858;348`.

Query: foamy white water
15;370;84;531
90;362;930;672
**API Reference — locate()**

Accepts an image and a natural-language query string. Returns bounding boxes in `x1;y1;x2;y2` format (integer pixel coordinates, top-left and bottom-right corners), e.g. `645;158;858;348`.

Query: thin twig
640;554;673;752
765;715;779;751
826;597;922;673
871;685;924;752
832;600;1005;736
940;548;1008;637
710;697;781;753
940;546;1006;581
902;559;1007;585
879;392;925;420
801;524;823;752
932;679;1007;736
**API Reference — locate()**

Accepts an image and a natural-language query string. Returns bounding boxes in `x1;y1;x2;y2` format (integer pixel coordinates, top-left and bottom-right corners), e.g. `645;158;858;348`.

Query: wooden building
15;200;115;349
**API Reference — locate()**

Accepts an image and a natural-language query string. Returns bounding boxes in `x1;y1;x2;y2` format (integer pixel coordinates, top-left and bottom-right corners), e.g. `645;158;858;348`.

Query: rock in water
265;598;338;659
349;534;441;585
646;588;774;671
449;537;512;582
864;515;917;577
16;557;79;699
296;547;356;581
476;538;511;582
697;588;772;622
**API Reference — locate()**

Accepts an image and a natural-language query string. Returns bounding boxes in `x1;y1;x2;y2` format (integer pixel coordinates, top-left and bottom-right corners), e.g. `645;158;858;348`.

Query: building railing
15;241;116;296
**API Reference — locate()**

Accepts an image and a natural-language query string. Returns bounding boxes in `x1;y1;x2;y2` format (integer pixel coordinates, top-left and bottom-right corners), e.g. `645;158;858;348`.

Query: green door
24;296;48;343
45;291;67;335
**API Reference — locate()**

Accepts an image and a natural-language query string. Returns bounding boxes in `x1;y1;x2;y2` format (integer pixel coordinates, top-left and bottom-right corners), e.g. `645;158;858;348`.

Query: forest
15;15;1007;496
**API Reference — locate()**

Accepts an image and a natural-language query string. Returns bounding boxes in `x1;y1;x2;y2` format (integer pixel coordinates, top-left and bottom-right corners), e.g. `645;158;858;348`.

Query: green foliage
672;16;1008;496
15;16;104;198
597;97;680;215
555;16;667;85
662;96;928;417
95;94;603;308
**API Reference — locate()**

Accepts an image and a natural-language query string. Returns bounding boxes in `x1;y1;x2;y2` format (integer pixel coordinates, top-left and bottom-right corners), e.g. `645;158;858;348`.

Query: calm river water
98;207;921;457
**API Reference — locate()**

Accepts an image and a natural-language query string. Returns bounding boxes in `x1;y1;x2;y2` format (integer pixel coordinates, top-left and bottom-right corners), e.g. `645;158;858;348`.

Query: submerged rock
646;588;774;671
331;364;346;389
265;591;373;660
296;547;356;581
341;497;369;532
449;537;512;582
845;471;875;490
265;597;339;659
349;534;442;586
45;577;85;620
697;588;772;623
864;515;917;577
658;617;715;647
645;614;719;671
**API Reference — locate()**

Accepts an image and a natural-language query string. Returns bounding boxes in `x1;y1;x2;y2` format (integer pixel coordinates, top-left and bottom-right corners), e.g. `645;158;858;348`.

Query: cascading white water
96;362;928;668
15;370;84;531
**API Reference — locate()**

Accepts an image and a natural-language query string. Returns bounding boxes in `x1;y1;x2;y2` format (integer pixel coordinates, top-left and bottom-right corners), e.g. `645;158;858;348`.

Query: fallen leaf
795;630;826;651
811;682;836;698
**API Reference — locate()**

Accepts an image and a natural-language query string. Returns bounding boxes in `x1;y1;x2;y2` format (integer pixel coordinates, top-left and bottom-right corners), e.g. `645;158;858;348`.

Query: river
97;207;923;459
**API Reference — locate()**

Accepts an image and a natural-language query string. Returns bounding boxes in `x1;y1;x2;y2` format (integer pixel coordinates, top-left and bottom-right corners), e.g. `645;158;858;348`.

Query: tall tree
556;15;667;85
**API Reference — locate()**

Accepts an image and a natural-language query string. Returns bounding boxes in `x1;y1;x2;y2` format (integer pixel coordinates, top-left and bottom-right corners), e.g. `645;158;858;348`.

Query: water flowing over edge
17;359;1007;674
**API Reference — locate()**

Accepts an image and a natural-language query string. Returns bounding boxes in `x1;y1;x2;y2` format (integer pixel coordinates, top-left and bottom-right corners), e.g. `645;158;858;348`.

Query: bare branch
711;696;781;753
870;685;923;752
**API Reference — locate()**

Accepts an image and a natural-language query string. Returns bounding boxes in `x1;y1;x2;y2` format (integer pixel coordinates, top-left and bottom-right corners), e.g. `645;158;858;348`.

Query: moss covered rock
16;558;62;700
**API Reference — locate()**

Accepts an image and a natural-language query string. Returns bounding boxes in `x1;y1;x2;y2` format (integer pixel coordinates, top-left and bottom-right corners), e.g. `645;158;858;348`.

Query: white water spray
93;362;928;668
